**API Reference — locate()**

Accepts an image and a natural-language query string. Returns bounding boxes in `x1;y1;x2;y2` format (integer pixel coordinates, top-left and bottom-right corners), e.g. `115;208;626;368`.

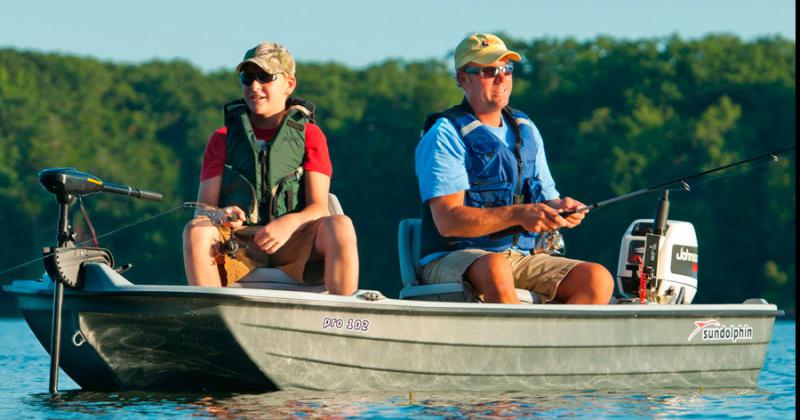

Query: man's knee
584;262;614;290
467;253;513;286
474;253;509;273
466;253;518;302
566;262;614;302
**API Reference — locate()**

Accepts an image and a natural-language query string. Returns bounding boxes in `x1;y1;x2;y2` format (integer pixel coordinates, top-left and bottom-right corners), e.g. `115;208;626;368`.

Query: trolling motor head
39;168;99;204
38;168;164;204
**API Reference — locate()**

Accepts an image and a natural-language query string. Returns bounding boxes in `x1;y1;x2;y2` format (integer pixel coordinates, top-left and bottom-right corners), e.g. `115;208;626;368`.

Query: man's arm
429;191;569;238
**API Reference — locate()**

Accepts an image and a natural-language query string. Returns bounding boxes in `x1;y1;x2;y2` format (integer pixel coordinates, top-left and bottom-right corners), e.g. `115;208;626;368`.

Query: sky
1;0;795;73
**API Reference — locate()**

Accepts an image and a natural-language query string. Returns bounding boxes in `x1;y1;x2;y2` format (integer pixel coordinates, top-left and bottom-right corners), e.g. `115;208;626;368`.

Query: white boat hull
5;264;777;392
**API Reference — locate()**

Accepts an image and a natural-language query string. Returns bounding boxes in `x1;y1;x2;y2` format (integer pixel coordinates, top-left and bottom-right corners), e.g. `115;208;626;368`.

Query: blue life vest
419;100;547;256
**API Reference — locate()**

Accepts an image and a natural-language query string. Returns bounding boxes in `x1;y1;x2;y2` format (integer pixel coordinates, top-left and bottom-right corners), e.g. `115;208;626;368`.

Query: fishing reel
186;202;247;260
534;230;565;255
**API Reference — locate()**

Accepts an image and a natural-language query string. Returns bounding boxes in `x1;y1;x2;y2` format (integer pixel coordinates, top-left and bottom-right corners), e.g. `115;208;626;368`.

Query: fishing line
600;151;796;209
0;203;192;279
76;203;188;245
588;147;795;212
687;153;795;190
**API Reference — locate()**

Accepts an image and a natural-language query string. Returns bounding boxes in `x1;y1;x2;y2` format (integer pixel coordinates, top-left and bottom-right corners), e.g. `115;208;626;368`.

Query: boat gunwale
5;280;782;318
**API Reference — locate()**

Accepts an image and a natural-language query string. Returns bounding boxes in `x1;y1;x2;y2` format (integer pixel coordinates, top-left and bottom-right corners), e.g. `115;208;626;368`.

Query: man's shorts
420;249;582;303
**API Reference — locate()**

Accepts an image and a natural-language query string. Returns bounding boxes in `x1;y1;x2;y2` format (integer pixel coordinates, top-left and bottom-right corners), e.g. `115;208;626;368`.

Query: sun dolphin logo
688;319;754;342
675;247;698;262
688;320;720;341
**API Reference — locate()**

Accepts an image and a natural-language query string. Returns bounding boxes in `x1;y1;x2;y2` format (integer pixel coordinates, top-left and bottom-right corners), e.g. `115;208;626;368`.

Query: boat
2;168;782;392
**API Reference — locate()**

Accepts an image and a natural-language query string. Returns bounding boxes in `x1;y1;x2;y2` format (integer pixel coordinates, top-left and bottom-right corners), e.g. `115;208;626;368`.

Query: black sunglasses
240;71;279;85
462;63;514;78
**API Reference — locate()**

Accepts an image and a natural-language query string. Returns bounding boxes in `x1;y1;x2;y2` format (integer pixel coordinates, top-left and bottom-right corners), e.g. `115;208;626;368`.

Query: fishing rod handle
102;182;163;201
489;208;583;239
134;189;164;202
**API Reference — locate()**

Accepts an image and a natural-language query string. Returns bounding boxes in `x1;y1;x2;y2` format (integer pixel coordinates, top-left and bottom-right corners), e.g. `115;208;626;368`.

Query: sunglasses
462;63;514;78
240;71;279;85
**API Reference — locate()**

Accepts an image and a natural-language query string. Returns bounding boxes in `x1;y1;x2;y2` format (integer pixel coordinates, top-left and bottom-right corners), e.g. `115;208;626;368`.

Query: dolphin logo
688;319;721;341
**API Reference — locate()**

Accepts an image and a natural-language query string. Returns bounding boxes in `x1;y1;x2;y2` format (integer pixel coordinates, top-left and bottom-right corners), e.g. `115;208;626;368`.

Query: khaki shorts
421;249;582;303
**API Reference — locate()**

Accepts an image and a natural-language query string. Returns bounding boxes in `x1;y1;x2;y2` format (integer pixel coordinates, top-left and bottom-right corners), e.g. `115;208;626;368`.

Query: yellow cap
454;33;521;71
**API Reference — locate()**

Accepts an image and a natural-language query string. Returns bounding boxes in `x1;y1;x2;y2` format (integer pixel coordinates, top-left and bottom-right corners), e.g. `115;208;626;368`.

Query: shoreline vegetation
0;34;795;310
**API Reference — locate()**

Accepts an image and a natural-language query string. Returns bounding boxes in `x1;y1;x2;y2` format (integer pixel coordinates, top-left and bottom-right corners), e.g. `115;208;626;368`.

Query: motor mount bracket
42;246;115;289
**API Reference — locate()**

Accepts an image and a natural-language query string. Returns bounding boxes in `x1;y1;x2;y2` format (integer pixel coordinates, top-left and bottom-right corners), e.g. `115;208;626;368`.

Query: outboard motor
616;218;698;304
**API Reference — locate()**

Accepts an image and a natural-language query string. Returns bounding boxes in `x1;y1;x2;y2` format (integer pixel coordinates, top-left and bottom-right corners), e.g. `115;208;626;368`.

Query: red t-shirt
200;122;333;181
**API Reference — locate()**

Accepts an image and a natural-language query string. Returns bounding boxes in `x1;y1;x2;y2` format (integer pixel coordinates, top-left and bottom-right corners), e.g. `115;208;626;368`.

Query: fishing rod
492;146;796;239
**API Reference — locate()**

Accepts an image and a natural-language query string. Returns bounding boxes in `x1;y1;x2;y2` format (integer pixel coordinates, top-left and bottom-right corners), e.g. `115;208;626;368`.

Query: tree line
0;34;795;311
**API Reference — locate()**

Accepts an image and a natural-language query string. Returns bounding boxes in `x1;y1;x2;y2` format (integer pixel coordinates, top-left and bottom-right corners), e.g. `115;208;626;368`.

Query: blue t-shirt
414;115;560;264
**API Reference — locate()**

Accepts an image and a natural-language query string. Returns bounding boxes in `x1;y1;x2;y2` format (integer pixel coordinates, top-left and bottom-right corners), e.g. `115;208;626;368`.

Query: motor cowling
616;219;698;304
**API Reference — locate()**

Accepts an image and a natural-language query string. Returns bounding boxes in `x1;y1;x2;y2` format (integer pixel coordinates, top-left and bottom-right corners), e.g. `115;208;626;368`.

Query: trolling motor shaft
38;168;162;395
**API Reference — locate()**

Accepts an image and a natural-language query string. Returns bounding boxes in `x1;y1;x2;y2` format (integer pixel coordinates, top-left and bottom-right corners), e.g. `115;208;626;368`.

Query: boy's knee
183;218;217;247
320;215;357;246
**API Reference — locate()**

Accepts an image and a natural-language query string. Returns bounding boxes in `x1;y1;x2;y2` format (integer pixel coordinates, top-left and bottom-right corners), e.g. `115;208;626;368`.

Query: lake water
0;318;794;419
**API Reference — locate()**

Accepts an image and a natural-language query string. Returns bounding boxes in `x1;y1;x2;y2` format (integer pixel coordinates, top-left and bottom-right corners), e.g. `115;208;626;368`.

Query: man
183;42;358;295
415;33;613;304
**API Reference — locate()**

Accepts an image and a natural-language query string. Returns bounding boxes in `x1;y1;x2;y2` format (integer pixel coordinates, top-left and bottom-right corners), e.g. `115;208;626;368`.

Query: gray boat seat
228;193;343;292
397;218;539;303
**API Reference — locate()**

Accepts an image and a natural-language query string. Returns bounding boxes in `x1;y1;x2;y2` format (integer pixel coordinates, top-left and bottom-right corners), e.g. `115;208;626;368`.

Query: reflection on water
14;387;784;419
1;319;795;418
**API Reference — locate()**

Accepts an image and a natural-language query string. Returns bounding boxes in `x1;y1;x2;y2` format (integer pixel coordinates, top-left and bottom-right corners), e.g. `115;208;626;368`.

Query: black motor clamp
42;247;115;289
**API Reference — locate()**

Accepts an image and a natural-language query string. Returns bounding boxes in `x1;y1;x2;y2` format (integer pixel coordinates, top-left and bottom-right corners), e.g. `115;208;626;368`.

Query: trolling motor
38;167;162;394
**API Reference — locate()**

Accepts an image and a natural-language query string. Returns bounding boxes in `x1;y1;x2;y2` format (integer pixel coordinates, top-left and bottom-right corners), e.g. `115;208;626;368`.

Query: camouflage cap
454;33;521;71
235;42;296;76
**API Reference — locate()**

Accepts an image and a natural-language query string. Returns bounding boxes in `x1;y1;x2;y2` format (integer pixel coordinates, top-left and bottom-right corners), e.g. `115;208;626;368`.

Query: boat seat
397;218;539;303
228;193;344;292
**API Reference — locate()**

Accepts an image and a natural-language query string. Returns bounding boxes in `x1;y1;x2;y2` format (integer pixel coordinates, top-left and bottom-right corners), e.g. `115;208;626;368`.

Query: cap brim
471;48;522;65
235;58;264;73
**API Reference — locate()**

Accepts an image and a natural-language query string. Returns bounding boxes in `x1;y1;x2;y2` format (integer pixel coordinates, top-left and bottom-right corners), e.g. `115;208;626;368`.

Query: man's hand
545;197;588;228
513;202;569;233
253;217;297;254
